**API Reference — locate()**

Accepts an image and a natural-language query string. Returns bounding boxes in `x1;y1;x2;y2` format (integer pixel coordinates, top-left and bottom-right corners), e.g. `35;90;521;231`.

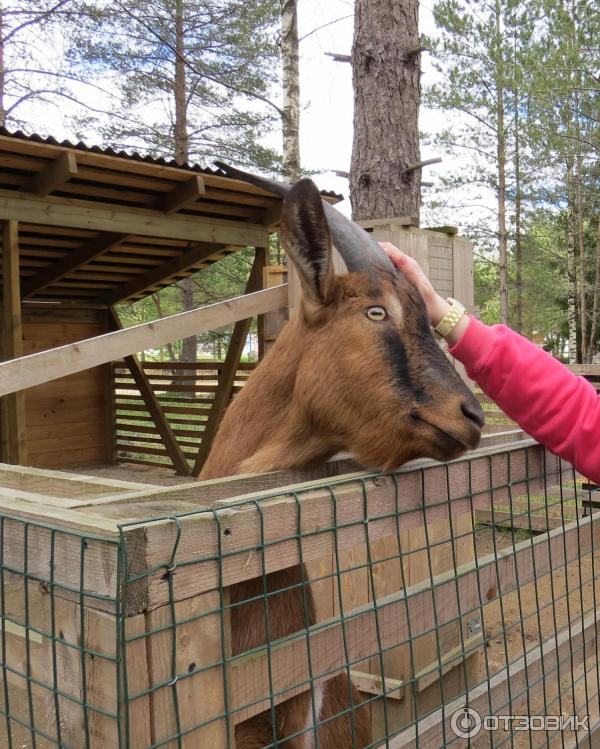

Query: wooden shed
0;130;342;473
0;130;476;477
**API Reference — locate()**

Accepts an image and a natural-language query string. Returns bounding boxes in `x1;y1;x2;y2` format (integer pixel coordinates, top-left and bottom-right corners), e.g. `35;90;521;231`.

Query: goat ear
281;178;334;304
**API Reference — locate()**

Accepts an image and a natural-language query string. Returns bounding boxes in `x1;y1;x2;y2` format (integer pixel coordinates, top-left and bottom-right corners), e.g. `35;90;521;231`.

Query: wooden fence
114;360;258;468
570;364;600;391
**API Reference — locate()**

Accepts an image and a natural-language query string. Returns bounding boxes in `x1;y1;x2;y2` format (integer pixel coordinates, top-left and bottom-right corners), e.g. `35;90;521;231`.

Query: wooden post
108;308;191;476
287;262;302;318
1;220;27;465
255;247;267;361
261;265;288;355
192;251;264;476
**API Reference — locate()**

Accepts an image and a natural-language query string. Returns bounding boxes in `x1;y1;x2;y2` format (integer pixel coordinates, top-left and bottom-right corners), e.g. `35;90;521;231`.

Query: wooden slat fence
112;363;599;469
114;360;258;468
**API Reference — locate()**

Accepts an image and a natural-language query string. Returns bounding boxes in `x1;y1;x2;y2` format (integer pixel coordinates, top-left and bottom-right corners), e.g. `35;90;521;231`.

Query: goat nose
461;399;485;429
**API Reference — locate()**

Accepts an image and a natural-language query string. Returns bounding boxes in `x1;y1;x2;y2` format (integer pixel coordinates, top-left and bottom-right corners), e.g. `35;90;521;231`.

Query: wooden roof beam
0;285;288;397
155;175;205;214
0;191;270;247
260;201;282;230
21;232;128;299
25;152;78;197
102;242;235;305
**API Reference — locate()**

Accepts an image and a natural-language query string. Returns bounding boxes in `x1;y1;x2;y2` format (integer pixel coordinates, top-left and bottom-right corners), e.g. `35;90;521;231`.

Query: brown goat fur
200;178;483;748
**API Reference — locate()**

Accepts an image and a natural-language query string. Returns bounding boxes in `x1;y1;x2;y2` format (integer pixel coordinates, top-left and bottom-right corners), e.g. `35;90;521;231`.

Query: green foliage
426;0;600;358
66;0;281;168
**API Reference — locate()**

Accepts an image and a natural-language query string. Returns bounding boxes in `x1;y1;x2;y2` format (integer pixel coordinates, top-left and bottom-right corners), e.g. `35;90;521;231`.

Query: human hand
379;242;450;326
379;242;470;346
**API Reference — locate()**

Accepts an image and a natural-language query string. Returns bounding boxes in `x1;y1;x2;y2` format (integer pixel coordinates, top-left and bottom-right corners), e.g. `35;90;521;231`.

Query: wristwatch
434;298;466;339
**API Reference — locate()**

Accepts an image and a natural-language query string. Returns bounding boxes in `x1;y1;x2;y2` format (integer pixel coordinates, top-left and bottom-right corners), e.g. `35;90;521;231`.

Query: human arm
380;242;600;483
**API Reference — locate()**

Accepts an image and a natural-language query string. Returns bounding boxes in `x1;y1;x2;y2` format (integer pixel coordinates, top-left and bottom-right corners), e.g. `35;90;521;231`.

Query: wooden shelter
0;129;340;472
0;129;476;477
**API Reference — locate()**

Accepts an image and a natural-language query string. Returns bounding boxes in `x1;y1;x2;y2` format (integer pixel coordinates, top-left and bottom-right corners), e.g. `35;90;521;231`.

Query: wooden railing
114;360;258;468
569;364;600;391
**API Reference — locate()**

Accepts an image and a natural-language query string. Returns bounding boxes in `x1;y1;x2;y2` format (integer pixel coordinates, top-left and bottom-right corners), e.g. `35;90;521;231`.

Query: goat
201;165;485;749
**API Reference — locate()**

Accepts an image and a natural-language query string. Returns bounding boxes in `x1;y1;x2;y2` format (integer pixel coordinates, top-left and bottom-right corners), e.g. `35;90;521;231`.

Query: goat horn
214;162;394;272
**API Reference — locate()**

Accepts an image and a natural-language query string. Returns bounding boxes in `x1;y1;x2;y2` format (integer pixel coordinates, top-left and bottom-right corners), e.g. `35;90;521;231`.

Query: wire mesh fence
1;441;599;748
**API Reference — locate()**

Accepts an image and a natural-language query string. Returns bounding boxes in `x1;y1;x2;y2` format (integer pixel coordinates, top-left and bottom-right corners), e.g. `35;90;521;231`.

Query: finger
379;242;411;268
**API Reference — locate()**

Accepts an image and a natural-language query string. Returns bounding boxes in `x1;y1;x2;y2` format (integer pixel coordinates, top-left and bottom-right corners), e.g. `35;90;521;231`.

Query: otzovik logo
450;708;482;738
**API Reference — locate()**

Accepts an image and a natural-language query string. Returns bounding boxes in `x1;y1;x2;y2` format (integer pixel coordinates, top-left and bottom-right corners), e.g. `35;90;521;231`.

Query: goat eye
365;306;388;321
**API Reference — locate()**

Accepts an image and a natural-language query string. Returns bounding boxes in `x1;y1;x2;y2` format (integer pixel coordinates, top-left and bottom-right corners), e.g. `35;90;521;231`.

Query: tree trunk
566;157;578;364
281;0;300;181
588;215;600;363
350;0;421;221
173;0;197;362
0;5;5;125
513;88;523;333
495;1;509;325
576;131;587;363
174;0;188;167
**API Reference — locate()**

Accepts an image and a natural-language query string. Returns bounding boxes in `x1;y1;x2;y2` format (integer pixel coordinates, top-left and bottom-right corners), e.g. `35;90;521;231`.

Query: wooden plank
0;190;270;247
388;603;600;749
192;250;264;474
262;265;288;353
349;670;405;701
0;284;288;397
0;135;277;192
25;152;78;197
117;443;554;610
21;232;127;298
144;591;232;748
569;364;600;377
0;462;150;496
260;201;283;228
72;455;361;510
123;616;153;748
452;236;474;307
71;439;537;513
1;220;27;464
103;241;230;305
110;308;190;476
475;508;566;532
155;175;205;214
226;511;600;725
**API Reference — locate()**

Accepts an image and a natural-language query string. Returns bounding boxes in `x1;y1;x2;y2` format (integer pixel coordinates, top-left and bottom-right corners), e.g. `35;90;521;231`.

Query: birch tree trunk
350;0;421;221
495;1;509;325
174;0;197;362
281;0;300;181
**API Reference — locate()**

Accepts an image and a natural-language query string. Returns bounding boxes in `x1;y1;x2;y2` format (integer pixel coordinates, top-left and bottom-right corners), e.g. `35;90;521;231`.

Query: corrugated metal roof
0;127;342;199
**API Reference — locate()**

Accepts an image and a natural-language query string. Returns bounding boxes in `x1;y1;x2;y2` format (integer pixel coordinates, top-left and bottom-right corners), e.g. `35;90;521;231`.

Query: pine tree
350;0;423;221
426;0;534;324
68;0;280;167
67;0;280;361
0;0;73;127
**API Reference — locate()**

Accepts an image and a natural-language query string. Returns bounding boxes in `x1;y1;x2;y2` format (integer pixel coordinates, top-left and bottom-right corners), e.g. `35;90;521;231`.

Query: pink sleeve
448;316;600;483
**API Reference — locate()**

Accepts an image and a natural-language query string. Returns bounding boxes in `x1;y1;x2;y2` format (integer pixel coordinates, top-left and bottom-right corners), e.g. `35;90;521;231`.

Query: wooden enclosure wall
20;308;112;467
114;360;257;468
359;220;475;309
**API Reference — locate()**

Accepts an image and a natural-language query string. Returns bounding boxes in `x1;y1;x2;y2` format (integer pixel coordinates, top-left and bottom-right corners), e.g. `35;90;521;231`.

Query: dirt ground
468;528;600;748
